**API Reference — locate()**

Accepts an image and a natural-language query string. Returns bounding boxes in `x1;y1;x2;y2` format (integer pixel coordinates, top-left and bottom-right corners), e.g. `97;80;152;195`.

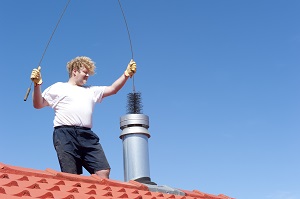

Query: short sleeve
91;86;107;103
42;82;63;108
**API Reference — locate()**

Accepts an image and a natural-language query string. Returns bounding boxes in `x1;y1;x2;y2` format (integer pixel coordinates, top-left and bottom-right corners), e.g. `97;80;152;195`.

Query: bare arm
32;84;49;109
103;73;129;98
102;60;136;98
30;66;48;109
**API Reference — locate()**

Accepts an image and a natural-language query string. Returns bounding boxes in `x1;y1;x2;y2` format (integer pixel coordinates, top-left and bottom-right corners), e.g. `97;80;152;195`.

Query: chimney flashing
144;184;186;196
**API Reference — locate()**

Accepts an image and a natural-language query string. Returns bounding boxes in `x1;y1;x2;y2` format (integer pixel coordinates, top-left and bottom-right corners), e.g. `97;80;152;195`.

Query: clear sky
1;1;299;199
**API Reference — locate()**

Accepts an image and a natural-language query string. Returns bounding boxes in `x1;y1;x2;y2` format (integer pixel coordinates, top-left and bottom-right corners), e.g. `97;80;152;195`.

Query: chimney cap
120;114;149;129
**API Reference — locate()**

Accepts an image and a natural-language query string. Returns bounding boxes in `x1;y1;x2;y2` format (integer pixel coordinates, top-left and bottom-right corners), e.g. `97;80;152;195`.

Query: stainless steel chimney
120;113;155;184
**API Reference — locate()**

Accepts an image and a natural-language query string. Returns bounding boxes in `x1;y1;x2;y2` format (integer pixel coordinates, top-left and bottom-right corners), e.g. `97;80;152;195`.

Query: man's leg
79;129;111;177
95;169;110;179
53;127;83;174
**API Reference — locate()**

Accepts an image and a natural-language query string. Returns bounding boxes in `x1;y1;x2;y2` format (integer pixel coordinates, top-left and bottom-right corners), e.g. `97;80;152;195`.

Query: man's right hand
30;66;43;86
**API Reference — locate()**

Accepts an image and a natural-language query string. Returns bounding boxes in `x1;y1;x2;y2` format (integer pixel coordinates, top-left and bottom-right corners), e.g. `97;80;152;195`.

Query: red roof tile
0;162;234;199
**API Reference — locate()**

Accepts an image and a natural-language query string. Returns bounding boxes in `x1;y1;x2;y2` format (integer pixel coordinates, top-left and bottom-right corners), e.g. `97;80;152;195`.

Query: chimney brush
126;92;143;114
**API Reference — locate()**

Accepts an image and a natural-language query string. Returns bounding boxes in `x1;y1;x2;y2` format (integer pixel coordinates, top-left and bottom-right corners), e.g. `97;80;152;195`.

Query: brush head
127;92;143;114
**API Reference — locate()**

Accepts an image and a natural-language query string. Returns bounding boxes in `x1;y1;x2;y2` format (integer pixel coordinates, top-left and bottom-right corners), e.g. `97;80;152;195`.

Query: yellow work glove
30;66;43;86
124;59;137;78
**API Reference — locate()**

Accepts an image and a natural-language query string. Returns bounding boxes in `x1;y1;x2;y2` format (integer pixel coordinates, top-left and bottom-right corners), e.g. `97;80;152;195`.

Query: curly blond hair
67;56;96;77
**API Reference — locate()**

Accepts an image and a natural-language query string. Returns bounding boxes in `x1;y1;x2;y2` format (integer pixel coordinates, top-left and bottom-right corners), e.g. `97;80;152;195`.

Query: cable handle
24;87;31;101
24;66;41;101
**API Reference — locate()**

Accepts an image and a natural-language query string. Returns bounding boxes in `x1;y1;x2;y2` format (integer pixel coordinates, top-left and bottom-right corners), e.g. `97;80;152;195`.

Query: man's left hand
124;59;137;78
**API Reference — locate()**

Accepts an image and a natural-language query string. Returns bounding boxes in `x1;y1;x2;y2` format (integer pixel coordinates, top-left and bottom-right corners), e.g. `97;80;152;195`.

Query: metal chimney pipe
120;114;155;184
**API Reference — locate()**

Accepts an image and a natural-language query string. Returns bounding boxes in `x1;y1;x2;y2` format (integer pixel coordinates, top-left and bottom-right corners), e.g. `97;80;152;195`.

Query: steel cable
24;0;71;101
117;0;136;93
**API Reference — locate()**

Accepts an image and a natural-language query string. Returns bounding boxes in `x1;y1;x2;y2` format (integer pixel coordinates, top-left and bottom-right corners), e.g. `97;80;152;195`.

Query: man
30;56;136;179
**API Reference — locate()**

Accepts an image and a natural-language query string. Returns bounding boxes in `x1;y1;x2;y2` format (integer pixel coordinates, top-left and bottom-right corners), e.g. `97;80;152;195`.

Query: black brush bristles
127;92;143;114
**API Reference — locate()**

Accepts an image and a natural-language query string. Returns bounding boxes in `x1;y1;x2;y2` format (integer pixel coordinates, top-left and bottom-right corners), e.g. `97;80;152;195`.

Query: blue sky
1;1;300;199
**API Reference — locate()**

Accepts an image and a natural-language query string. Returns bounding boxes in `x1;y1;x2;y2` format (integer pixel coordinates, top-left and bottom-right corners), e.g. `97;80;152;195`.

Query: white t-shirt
42;82;107;128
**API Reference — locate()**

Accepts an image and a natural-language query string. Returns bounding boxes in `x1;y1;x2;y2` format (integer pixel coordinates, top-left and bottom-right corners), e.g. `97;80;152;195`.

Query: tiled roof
0;162;234;199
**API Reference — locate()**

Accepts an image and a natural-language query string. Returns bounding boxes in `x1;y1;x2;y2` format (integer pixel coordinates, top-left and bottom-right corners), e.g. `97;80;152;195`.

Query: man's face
74;66;90;86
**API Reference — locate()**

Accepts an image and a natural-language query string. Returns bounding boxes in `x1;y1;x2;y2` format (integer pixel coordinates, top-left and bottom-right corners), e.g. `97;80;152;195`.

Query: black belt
54;125;91;130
